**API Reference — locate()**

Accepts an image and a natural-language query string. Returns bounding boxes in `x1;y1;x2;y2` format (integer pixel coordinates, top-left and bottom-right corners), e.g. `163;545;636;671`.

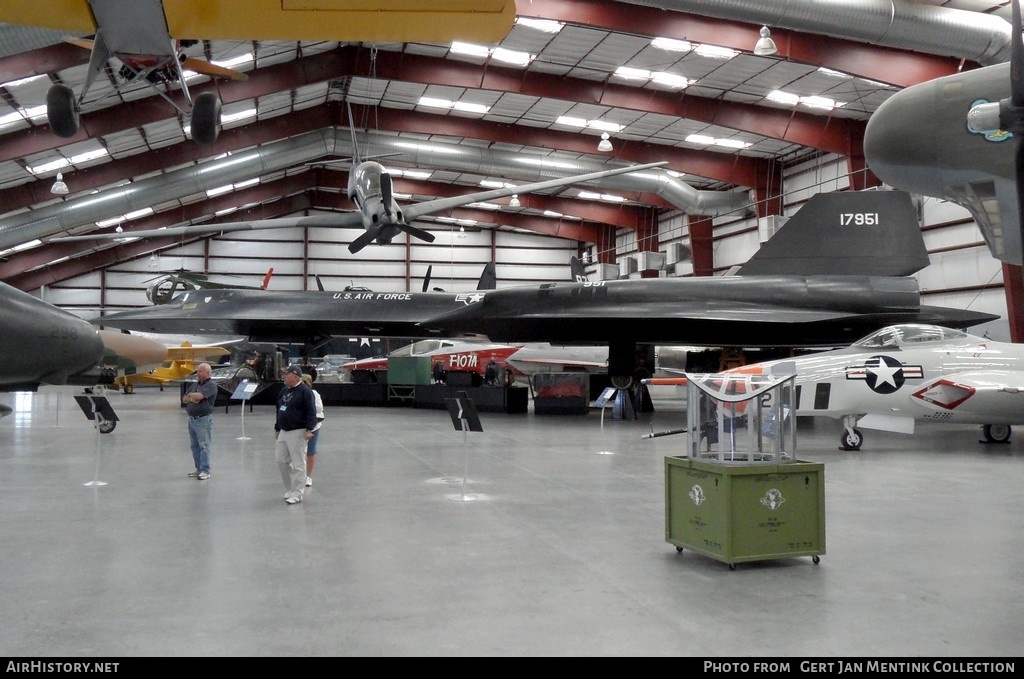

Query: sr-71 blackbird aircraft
864;0;1024;266
2;0;514;146
93;190;998;385
648;323;1024;451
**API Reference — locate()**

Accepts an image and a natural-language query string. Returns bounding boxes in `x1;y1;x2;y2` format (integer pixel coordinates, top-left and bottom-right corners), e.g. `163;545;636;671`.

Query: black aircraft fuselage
93;276;995;378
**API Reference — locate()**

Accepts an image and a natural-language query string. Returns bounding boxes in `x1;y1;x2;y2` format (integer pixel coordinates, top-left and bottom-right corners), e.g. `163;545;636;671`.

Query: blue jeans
188;415;213;473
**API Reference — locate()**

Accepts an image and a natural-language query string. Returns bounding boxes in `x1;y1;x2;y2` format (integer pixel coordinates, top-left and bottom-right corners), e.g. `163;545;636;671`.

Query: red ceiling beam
519;0;967;86
0;42;860;174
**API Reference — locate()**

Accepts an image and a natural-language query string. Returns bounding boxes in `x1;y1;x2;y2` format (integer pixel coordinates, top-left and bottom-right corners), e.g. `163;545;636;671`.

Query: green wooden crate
665;456;825;569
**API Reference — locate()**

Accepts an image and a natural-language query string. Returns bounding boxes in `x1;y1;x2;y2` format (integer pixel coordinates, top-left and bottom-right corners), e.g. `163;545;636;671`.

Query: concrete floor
2;385;1023;657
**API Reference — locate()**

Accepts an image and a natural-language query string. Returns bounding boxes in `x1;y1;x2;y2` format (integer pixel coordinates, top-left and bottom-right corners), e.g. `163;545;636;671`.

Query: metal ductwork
620;0;1014;66
0;128;750;249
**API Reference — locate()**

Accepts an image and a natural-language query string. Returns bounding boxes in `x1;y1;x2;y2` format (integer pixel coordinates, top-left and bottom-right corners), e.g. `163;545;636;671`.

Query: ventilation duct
0;127;751;249
620;0;1013;66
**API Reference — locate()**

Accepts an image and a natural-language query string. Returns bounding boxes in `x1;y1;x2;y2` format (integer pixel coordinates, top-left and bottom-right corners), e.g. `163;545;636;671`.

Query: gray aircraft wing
48;212;366;243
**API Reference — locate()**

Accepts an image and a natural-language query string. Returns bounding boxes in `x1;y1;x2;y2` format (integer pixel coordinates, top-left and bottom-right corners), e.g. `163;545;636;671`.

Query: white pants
275;428;308;501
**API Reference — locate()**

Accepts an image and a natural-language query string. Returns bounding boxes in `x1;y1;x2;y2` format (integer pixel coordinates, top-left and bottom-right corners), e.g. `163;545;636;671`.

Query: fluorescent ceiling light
450;41;490;57
215;207;239;216
652;37;692;52
96;215;123;228
480;180;516;189
801;95;839;111
29;158;70;175
390;168;432;180
684;135;752;150
467;201;501;210
615;66;650;81
817;67;850;79
491;48;532;67
556;116;587;128
124;207;154;220
651;72;689;89
0;239;41;257
222;108;257;123
515;17;563;33
212;53;253;69
234;177;260;189
452;101;490;114
587;120;622;133
0;111;25;127
694;44;738;59
1;74;46;88
70;149;109;164
206;184;234;198
542;210;563;218
419;97;454;109
767;90;800;106
22;105;46;121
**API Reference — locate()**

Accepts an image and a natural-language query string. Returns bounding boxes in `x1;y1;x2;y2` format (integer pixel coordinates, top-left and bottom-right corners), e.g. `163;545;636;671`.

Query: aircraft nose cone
864;89;939;195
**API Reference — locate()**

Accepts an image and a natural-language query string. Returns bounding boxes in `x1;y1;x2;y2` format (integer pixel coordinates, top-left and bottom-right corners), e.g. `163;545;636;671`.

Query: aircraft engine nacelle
909;371;1024;425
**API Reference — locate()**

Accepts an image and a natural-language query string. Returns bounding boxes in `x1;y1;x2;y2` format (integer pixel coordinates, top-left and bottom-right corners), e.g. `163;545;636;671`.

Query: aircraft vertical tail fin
737;190;929;277
477;262;497;290
261;268;274;290
570;256;588;282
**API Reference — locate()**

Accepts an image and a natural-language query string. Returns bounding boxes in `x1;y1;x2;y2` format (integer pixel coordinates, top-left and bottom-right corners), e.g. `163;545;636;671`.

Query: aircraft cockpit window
855;328;899;349
897;325;966;344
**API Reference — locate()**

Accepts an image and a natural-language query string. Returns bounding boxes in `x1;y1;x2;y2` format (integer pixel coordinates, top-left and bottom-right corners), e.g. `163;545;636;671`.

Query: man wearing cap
274;364;318;505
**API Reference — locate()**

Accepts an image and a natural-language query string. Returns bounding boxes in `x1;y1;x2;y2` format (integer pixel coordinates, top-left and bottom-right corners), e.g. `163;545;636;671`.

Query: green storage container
387;356;433;386
665;455;825;569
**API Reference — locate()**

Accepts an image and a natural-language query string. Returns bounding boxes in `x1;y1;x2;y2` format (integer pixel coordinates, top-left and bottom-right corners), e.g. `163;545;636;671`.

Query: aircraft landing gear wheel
676;546;683;553
728;564;736;571
123;384;134;394
982;424;1011;443
190;92;222;146
97;418;116;434
812;556;821;565
840;428;863;451
610;374;633;389
46;84;79;138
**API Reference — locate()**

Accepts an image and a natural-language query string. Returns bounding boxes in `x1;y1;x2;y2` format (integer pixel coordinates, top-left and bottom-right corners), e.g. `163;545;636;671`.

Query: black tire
840;428;863;451
123;384;135;395
46;84;80;138
190;92;222;146
610;374;633;389
982;424;1011;443
98;418;116;434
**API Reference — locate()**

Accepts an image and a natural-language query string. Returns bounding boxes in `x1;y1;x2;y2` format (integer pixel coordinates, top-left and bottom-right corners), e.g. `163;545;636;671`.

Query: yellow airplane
1;0;514;145
114;341;230;394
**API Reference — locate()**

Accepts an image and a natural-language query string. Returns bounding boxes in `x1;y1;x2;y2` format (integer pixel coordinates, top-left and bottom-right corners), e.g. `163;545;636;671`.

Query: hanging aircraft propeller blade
422;264;433;293
380;171;395;220
397;222;436;243
180;57;249;82
348;226;383;254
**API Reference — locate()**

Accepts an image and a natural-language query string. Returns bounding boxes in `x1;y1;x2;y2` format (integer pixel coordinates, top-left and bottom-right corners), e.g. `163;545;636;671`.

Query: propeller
422;264;433;292
967;0;1024;262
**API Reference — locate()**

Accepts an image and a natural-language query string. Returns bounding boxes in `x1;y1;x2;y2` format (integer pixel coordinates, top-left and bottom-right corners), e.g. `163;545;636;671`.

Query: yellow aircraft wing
166;345;231;362
1;0;515;44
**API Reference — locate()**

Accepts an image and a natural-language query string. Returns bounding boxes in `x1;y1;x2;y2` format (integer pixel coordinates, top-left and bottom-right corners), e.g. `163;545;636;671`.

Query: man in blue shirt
182;362;218;480
274;364;317;504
